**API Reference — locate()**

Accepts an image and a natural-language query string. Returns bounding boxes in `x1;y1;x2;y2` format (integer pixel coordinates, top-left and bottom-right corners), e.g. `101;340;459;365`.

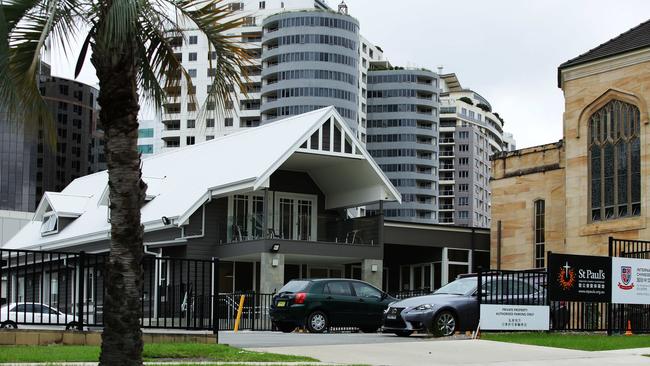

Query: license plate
277;301;286;307
387;315;396;320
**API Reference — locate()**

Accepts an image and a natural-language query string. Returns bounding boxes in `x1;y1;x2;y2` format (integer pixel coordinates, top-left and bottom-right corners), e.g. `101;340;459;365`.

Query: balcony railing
218;214;380;246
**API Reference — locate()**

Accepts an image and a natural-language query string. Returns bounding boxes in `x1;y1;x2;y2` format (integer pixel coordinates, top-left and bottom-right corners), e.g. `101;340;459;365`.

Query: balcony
439;190;455;197
439;138;455;144
218;214;380;246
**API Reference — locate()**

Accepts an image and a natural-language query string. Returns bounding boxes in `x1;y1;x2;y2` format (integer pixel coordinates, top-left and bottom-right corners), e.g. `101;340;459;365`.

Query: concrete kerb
0;329;217;346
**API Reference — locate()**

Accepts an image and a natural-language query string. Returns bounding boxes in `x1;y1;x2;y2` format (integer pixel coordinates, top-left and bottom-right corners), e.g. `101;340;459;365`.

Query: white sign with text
480;304;550;331
611;257;650;305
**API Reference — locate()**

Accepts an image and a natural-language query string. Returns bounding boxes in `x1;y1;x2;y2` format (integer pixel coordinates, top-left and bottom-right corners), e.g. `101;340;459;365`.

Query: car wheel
306;311;328;333
432;311;457;337
1;321;17;329
360;326;379;333
394;330;413;337
276;323;296;333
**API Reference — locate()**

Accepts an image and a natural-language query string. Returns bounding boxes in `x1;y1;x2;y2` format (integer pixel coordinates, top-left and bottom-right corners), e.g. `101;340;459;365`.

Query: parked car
382;276;568;337
270;279;396;333
0;303;77;329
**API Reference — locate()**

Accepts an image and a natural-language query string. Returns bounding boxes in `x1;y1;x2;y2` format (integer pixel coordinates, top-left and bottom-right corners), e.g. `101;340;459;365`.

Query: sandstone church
491;20;650;269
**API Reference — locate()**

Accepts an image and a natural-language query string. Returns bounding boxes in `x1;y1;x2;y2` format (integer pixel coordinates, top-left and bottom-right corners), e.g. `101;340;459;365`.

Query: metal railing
0;248;219;332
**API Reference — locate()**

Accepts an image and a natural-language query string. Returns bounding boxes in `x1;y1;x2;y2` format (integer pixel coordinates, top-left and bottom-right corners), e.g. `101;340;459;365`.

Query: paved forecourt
246;338;650;366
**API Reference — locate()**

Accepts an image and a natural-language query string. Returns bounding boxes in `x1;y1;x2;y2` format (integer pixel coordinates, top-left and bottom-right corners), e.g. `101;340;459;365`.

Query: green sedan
270;279;396;333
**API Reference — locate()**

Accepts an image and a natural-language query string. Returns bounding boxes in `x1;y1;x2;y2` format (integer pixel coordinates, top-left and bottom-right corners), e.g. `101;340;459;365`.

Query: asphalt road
219;330;468;348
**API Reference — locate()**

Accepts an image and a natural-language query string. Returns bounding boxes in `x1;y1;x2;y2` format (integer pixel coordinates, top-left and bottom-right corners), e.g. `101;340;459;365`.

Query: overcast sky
52;0;650;148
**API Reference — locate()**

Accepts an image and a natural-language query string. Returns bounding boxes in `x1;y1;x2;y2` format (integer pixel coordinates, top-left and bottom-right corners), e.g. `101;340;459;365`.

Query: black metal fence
0;248;218;332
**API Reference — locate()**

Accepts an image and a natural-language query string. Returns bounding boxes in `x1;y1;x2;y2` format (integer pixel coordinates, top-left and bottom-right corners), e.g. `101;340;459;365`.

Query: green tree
1;1;248;364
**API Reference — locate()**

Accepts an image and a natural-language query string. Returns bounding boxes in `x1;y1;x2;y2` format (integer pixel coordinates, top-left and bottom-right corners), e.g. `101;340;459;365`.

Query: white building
137;119;164;155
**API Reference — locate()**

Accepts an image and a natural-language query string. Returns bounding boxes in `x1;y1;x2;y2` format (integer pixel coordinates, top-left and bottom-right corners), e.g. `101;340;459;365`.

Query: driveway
244;336;650;366
219;330;465;348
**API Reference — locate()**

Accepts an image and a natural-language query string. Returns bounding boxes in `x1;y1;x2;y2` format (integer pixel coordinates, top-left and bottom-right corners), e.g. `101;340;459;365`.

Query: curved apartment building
365;67;440;223
260;11;361;132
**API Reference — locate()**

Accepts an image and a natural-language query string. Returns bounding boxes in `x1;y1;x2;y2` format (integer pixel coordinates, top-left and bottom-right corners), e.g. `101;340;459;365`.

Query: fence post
77;251;85;331
251;291;256;331
477;266;483;307
212;257;219;336
607;238;613;336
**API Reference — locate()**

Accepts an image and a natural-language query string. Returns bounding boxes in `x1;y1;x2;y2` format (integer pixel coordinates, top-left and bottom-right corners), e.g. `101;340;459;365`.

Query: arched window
589;100;641;221
534;199;545;268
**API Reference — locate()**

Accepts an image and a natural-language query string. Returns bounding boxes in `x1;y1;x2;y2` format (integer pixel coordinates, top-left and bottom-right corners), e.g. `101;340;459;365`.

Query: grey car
382;275;568;337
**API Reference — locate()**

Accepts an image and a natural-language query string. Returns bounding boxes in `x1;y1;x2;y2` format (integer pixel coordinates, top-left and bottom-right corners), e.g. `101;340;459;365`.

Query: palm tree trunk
92;38;146;365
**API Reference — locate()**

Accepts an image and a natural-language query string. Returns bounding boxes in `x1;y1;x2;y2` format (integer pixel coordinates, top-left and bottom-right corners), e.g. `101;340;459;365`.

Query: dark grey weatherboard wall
365;69;440;224
260;11;361;131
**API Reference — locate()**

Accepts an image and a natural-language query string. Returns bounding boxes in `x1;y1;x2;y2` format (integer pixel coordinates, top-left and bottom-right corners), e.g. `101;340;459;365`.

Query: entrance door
275;194;317;241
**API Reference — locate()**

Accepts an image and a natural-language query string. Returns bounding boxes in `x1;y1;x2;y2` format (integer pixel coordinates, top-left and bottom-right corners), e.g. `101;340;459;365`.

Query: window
324;282;352;296
352;282;381;298
138;144;153;154
206;135;214;141
458;170;469;178
259;1;265;9
459;144;469;152
187;119;196;128
534;199;545;268
186;136;195;145
138;128;154;138
188;52;197;61
188;69;197;78
188;35;198;45
206;119;215;128
41;213;58;236
589;100;641;221
225;118;233;127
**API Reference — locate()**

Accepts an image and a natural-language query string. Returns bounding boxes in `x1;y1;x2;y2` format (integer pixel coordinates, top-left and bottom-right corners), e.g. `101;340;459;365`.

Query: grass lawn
0;343;318;363
482;332;650;351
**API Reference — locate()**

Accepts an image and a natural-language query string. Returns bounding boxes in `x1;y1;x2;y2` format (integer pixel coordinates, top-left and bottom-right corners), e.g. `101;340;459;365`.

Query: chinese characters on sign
479;305;550;331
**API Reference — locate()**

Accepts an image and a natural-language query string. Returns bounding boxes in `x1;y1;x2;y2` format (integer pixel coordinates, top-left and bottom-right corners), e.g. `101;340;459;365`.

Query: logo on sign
618;266;635;290
557;262;576;290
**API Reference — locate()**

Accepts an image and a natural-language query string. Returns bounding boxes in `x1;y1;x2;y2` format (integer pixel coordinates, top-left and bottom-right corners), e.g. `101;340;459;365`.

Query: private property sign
611;257;650;304
479;304;550;331
549;253;650;305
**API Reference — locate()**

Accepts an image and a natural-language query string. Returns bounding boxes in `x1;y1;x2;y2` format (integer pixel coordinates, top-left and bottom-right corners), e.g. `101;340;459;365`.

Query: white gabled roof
34;192;92;219
4;107;400;251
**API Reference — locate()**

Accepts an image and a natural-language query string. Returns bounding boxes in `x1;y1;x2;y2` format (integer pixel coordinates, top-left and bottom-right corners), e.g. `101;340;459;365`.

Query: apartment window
459;144;469;152
188;52;197;61
225;118;233;127
206;135;215;141
138;128;154;138
459;131;469;139
187;103;196;112
458;170;469;178
187;119;196;128
188;69;197;78
206;119;215;128
186;136;195;145
459;158;469;165
259;1;265;9
188;35;198;45
58;101;68;110
59;85;69;95
458;197;469;206
534;199;545;268
589;100;641;221
458;184;469;192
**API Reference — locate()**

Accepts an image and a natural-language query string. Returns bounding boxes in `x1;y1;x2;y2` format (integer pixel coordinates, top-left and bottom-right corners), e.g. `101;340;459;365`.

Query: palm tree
1;1;249;364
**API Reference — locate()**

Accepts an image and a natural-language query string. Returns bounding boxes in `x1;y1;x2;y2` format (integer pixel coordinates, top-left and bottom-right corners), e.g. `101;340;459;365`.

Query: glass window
324;281;352;296
589;100;641;221
188;35;198;45
352;282;382;298
534;200;545;268
188;52;197;61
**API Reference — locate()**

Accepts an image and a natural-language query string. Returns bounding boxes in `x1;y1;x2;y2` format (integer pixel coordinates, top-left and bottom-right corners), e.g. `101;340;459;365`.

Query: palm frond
1;0;83;144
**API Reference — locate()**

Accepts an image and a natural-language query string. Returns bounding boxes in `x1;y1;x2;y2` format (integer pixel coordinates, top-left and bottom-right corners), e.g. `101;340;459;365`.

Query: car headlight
414;304;435;311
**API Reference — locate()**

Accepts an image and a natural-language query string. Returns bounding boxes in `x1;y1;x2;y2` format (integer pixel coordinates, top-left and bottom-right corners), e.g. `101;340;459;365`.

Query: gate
0;248;219;332
609;237;650;334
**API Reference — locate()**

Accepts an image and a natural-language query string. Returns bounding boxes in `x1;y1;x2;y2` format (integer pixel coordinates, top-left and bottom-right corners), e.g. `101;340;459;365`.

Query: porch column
260;252;284;294
362;259;383;290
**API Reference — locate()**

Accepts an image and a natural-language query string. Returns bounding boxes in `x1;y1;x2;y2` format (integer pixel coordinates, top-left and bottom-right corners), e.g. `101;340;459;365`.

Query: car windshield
434;277;477;295
278;280;310;294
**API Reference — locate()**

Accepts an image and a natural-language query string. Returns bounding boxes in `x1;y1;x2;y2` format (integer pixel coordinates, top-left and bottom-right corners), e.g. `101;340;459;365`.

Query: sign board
611;257;650;304
548;253;611;302
480;304;549;331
